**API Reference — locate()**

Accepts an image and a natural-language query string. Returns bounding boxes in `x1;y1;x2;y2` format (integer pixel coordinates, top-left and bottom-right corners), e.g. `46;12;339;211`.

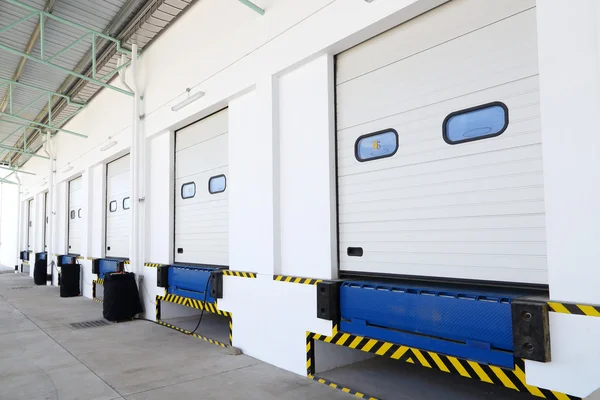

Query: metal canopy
0;0;196;168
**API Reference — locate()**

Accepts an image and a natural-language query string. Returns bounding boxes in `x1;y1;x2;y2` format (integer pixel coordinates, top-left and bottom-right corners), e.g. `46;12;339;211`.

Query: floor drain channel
69;319;112;330
10;286;34;289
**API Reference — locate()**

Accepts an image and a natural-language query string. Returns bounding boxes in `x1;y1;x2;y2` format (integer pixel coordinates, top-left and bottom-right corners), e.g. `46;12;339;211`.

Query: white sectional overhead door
175;109;229;265
106;154;130;258
336;0;545;284
68;176;83;255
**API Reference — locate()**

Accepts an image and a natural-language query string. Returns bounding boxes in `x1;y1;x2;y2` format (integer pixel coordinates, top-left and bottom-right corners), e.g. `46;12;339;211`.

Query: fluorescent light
100;137;117;152
61;163;73;173
171;89;205;111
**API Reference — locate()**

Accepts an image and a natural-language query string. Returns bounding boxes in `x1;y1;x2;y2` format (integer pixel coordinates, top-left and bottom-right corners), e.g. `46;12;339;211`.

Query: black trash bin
103;272;143;322
60;264;81;297
33;252;47;286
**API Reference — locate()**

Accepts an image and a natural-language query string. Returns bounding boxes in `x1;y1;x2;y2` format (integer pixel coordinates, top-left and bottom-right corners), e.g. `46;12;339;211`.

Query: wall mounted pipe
129;43;140;279
14;171;21;270
42;131;55;280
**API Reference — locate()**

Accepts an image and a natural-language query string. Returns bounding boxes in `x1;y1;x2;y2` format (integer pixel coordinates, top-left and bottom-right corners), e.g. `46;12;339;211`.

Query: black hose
189;275;211;335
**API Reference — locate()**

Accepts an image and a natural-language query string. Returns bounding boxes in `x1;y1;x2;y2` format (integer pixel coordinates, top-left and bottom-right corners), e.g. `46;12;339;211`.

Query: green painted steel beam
1;0;134;97
238;0;265;15
0;112;86;138
7;0;132;55
0;143;48;159
0;78;85;108
0;177;17;185
0;43;134;97
0;165;35;176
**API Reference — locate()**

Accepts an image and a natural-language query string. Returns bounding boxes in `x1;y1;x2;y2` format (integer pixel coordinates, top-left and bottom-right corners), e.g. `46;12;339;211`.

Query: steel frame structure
1;0;134;97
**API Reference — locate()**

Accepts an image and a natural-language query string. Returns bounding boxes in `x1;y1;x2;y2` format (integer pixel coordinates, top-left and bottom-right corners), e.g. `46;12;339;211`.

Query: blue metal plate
167;265;219;303
340;281;528;368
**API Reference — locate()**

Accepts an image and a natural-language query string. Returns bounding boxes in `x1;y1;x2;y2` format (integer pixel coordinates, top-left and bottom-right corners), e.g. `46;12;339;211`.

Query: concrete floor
0;268;352;400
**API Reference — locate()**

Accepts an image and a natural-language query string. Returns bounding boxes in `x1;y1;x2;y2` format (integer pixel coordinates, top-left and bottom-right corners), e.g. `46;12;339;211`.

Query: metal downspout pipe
14;171;21;271
129;43;140;280
42;131;55;283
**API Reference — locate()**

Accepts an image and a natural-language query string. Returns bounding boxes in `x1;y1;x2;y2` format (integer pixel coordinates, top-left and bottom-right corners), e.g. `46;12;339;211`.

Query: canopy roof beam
238;0;265;15
0;0;135;97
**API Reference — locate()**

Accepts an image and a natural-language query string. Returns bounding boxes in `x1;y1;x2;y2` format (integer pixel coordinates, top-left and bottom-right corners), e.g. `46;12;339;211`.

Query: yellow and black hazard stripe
229;318;233;345
223;270;257;278
274;275;322;285
158;294;231;317
548;301;600;318
308;375;379;400
87;257;95;261
76;256;85;260
306;327;578;400
157;321;229;348
92;279;104;302
22;260;29;265
124;260;130;265
144;262;163;268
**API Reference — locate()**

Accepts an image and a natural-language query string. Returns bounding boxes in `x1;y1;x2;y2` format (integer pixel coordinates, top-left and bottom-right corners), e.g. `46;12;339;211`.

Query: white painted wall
525;1;600;397
0;184;18;269
278;54;337;280
0;0;598;395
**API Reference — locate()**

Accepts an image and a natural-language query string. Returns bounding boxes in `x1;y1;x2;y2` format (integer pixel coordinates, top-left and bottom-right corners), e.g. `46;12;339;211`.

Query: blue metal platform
339;280;535;368
96;258;124;279
167;265;221;303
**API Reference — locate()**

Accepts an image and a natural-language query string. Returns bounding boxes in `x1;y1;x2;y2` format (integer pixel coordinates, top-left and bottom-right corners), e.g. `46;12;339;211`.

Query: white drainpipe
129;44;140;279
42;131;55;282
15;171;21;270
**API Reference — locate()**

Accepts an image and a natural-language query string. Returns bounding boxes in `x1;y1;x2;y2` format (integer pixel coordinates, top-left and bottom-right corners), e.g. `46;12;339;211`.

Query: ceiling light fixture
171;88;205;111
100;137;117;152
61;163;73;173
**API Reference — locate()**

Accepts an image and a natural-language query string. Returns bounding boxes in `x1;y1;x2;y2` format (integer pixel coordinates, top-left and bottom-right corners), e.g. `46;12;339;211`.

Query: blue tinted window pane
123;197;130;210
445;104;507;144
209;175;226;194
356;130;398;162
181;183;195;199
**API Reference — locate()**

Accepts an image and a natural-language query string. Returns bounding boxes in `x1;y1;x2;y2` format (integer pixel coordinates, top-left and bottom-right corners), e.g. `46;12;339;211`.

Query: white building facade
1;0;600;397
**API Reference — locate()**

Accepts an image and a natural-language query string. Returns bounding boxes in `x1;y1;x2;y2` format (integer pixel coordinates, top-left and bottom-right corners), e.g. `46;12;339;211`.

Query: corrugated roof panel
0;0;196;167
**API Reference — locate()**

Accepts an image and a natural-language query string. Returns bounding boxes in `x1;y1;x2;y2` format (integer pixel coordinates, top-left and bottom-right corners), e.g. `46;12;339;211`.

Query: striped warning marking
273;275;322;285
223;270;257;278
76;256;85;260
548;302;600;318
144;263;163;268
158;294;231;317
21;260;29;265
308;375;379;400
94;297;103;303
306;328;579;400
157;321;229;347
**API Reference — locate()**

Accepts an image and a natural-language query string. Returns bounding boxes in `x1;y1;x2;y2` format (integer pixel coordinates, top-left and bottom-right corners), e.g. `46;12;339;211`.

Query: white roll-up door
68;176;83;255
27;199;33;250
106;154;130;258
336;0;545;284
174;109;229;265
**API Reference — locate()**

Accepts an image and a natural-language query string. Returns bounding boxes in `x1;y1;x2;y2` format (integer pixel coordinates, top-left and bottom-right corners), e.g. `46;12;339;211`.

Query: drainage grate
0;270;16;274
10;286;35;289
69;319;112;330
